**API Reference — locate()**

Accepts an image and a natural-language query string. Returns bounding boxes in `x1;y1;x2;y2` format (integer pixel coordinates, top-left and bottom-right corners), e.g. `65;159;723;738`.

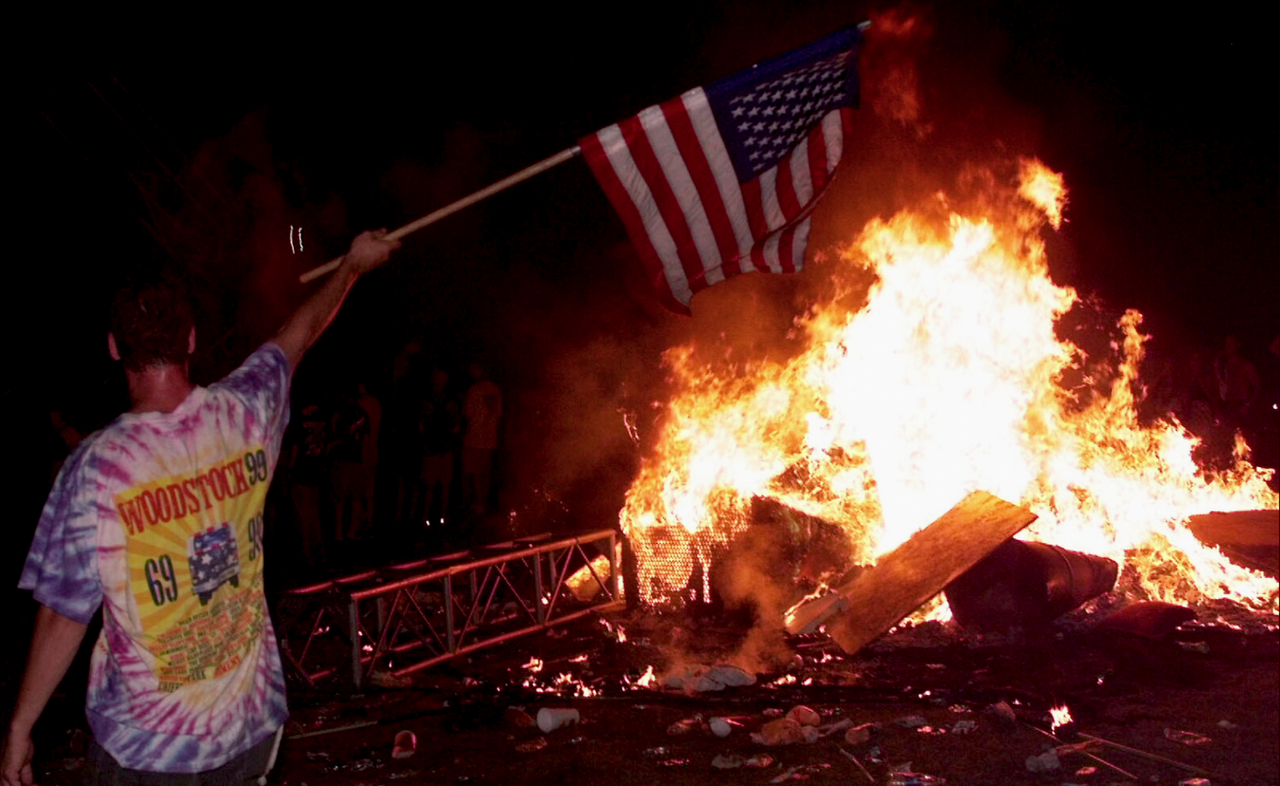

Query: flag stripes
581;27;860;312
584;99;851;309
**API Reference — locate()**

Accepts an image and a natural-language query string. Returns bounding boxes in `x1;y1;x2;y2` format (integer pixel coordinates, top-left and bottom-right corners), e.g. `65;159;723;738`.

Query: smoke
862;6;932;132
713;524;805;672
495;243;688;530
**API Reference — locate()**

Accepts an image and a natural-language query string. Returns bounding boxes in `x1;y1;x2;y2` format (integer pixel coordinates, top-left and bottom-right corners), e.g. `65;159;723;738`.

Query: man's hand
340;229;401;277
2;727;35;786
3;606;88;786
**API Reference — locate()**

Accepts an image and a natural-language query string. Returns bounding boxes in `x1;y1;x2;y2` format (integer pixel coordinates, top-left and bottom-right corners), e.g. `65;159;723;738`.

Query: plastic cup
536;707;580;733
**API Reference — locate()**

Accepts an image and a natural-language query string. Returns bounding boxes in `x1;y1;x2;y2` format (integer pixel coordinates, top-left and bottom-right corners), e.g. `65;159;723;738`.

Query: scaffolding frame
278;529;622;690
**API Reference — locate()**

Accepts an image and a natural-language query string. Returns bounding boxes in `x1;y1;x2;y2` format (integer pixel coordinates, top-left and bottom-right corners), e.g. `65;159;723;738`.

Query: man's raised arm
273;229;401;370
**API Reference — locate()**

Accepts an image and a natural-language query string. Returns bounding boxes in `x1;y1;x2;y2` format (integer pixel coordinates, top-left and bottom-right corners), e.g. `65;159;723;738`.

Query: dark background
11;1;1279;561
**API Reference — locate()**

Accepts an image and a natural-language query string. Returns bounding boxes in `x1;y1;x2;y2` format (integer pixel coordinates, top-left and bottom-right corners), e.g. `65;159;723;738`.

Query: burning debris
784;490;1038;650
944;540;1119;634
566;555;614;602
269;573;1274;785
619;159;1277;630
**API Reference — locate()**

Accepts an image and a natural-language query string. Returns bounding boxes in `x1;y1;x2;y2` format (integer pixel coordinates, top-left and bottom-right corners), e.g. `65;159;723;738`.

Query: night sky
13;2;1278;530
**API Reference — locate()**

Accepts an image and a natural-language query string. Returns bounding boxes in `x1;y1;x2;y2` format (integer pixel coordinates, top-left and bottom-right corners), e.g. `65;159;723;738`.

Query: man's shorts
83;727;281;786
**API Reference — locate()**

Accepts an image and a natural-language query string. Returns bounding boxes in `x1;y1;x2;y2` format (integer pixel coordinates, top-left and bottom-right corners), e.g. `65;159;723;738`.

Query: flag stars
711;41;853;178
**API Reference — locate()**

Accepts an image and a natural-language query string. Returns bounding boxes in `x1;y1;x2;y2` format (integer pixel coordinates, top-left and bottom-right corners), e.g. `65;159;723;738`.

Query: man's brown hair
110;277;195;371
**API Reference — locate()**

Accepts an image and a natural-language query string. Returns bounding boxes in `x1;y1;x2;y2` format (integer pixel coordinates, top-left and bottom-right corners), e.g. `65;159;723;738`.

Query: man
417;367;460;528
1213;335;1260;418
461;361;502;516
2;229;399;786
352;382;382;536
330;382;380;541
285;399;333;571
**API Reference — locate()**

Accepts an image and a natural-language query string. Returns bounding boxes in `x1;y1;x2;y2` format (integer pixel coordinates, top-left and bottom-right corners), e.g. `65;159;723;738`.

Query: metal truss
276;529;622;690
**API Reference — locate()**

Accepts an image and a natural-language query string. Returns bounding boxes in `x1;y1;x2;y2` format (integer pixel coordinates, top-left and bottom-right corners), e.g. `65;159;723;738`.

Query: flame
521;660;598;697
624;664;656;690
621;160;1277;613
637;664;655;688
552;672;598;697
1049;704;1072;733
599;618;627;643
1017;159;1066;230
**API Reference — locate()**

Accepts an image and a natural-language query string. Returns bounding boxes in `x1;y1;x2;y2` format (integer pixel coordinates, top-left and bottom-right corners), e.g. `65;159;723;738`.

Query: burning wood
784;491;1037;652
566;555;613;602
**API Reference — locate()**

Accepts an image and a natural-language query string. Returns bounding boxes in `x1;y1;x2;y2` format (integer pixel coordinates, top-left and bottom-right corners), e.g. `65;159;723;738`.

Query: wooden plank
783;490;1037;653
1187;509;1279;576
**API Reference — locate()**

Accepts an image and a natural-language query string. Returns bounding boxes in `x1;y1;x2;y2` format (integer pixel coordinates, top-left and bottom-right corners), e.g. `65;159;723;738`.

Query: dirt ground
12;513;1278;786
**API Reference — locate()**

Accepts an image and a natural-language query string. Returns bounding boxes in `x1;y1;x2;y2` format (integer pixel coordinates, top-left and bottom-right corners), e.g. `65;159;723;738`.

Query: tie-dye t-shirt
20;343;291;773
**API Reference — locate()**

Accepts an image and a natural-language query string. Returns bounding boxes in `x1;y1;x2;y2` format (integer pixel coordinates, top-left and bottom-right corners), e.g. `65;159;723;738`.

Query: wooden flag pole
298;145;583;283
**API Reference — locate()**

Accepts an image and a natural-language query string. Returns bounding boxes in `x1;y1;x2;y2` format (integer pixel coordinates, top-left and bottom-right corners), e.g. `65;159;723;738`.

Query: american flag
581;27;861;312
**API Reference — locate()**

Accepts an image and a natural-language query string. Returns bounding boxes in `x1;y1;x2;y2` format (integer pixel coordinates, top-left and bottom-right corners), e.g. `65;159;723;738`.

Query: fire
623;664;656;690
621;159;1277;613
1016;159;1066;230
1049;704;1072;733
521;659;599;697
598;618;628;642
552;672;598;697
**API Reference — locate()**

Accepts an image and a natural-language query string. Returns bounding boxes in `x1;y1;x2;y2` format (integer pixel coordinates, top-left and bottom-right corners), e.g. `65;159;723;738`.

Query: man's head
109;277;195;372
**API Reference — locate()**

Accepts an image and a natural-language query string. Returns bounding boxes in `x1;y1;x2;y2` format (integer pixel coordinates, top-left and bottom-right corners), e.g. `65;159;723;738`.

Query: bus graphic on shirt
188;523;240;605
114;445;270;687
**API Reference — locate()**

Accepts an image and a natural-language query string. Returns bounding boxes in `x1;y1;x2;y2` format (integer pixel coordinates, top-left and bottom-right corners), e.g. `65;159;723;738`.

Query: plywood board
783;490;1037;653
1188;509;1279;575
